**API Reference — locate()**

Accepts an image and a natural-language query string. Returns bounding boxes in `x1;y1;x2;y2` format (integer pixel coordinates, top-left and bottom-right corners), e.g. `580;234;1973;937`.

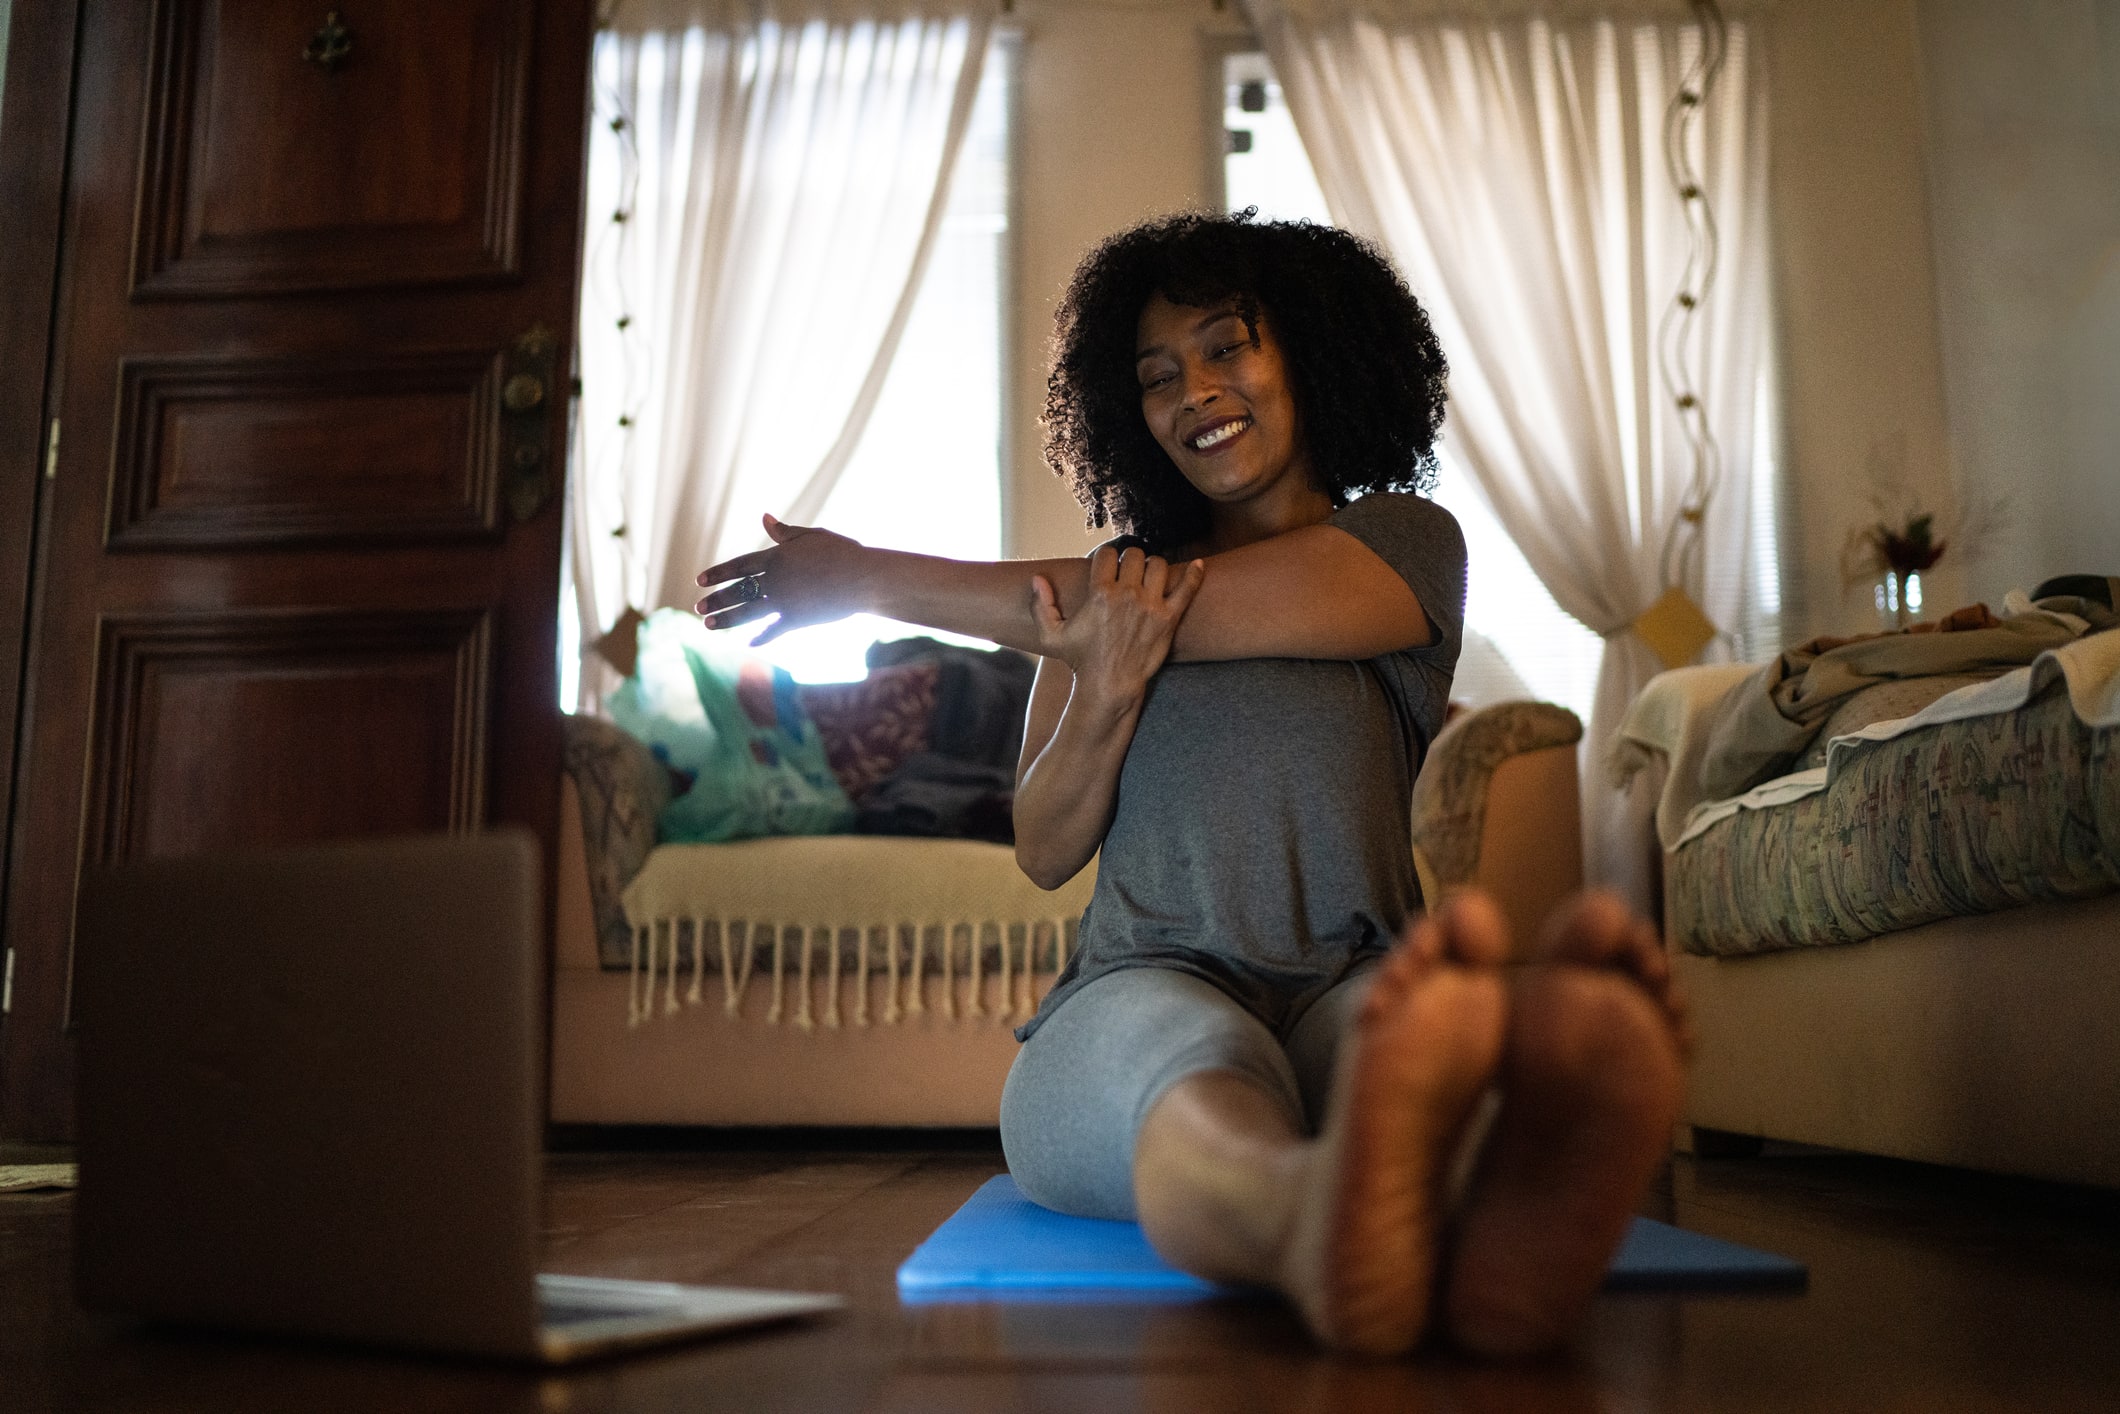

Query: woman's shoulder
1330;491;1464;548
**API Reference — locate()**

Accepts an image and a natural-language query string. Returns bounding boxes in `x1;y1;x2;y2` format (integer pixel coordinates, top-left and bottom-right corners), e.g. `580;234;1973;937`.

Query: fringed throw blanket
620;834;1097;1031
626;917;1078;1030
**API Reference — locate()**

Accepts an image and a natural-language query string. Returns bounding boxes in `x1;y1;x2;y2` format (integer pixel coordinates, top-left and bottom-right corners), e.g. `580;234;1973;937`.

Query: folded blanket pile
1694;595;2106;802
1617;590;2120;850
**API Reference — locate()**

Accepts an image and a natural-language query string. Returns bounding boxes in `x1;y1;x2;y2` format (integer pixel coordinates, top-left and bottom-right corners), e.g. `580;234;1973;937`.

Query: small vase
1873;569;1924;630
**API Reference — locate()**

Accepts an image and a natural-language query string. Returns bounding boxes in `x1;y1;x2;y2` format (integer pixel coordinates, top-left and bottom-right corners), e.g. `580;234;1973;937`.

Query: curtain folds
1242;0;1770;889
571;4;992;702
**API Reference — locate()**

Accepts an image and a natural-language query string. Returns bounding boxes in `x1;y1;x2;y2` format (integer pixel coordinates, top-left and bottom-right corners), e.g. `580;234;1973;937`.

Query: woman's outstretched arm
696;513;1432;662
1009;547;1204;889
696;515;1079;656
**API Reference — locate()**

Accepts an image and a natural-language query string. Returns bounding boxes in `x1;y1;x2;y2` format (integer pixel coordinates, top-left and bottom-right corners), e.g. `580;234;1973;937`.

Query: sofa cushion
1788;674;1987;772
665;642;853;841
797;661;939;801
1667;676;2120;956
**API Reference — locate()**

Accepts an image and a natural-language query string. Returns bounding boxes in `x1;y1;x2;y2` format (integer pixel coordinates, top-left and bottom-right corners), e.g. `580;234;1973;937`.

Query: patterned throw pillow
798;661;940;802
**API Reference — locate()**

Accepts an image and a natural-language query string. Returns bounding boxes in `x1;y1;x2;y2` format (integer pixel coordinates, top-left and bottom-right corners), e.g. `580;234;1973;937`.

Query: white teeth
1191;419;1249;450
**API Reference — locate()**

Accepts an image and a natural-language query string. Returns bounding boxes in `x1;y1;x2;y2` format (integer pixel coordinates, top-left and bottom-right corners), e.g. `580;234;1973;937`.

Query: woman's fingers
694;582;762;617
1166;559;1207;616
1142;554;1170;598
1088;545;1119;582
763;512;814;543
698;550;770;589
1029;574;1066;635
1115;546;1146;586
699;599;777;634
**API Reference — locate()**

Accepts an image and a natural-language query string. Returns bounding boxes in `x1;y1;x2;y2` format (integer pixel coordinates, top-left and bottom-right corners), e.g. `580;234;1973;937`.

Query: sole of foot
1442;893;1690;1358
1279;896;1510;1356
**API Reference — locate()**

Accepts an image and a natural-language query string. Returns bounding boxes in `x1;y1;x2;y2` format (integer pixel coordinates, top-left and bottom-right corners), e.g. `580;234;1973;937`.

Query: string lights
1654;0;1727;597
1630;0;1730;671
586;6;647;559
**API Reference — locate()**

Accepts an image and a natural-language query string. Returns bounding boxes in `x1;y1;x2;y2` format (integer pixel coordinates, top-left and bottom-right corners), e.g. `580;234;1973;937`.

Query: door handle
501;326;561;523
502;373;546;414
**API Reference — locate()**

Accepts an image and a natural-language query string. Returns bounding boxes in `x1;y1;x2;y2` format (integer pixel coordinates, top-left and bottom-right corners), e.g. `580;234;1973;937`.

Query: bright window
766;35;1014;682
562;33;1014;702
1222;52;1607;717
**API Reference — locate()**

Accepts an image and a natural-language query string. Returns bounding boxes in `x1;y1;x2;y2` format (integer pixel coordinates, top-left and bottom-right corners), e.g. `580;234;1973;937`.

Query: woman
698;212;1688;1358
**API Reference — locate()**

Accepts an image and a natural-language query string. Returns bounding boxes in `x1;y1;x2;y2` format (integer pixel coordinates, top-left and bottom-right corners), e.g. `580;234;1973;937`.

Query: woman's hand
1031;545;1206;705
695;514;871;644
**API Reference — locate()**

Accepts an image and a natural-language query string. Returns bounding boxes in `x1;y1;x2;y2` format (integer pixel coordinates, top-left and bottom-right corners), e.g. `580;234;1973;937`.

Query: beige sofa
1617;655;2120;1188
550;700;1586;1128
1669;892;2120;1184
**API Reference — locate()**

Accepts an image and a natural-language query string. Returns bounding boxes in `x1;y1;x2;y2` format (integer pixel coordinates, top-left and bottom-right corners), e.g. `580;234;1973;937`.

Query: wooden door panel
87;610;492;862
110;351;504;548
1;0;589;1140
135;0;529;297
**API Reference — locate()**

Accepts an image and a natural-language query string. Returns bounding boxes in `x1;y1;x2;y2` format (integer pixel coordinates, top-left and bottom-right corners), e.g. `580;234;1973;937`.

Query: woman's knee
999;968;1301;1219
1000;1045;1137;1219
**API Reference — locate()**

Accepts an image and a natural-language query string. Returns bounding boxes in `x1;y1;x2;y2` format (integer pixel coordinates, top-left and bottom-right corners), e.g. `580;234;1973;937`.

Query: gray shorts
998;961;1379;1221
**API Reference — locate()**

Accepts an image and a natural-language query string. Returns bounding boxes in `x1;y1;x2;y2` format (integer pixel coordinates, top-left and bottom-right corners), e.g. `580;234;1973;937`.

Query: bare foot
1276;895;1509;1356
1442;891;1690;1358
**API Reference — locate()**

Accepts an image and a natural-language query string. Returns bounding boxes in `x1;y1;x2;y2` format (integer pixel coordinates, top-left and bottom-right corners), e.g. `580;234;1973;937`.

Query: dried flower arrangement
1836;440;2005;630
1863;512;1947;577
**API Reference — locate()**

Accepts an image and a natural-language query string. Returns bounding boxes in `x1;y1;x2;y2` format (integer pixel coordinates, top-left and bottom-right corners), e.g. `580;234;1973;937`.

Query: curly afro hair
1043;210;1449;552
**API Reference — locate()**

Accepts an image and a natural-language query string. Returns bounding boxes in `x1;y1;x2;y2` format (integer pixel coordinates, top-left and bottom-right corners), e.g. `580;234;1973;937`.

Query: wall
1005;0;1244;559
1000;0;1964;645
1761;0;1959;635
1916;0;2120;604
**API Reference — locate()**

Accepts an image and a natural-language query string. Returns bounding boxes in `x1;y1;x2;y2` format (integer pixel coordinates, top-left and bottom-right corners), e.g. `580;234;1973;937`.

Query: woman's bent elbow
1014;842;1077;892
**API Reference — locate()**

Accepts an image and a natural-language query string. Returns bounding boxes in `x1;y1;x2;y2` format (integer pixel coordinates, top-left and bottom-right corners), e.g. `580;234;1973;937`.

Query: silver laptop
73;830;841;1363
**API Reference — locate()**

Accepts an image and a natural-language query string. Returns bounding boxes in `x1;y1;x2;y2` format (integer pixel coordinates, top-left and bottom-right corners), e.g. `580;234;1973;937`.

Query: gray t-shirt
1018;492;1467;1043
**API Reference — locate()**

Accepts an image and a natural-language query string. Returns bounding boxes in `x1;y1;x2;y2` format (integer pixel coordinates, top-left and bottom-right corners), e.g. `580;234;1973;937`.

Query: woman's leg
1135;901;1511;1357
1000;967;1306;1223
1282;958;1381;1129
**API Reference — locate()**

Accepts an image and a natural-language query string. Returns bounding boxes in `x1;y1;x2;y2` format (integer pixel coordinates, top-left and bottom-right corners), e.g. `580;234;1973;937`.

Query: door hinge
43;419;60;480
3;946;13;1015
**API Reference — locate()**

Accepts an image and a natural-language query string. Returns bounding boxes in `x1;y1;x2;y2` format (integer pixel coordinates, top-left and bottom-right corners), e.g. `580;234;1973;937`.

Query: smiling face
1134;293;1324;529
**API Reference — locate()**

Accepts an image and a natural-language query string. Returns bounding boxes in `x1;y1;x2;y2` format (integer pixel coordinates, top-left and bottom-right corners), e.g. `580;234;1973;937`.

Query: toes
1625;919;1672;990
1362;927;1435;1023
1527;897;1692;1060
1532;890;1634;967
1400;911;1447;965
1535;893;1677;991
1434;890;1513;967
1374;894;1509;1030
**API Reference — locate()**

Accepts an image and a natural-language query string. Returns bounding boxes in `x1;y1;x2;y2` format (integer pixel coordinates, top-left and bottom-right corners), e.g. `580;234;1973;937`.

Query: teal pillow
604;609;720;808
604;609;853;843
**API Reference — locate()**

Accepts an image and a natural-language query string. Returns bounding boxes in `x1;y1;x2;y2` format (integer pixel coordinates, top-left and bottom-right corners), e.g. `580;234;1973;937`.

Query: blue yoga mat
897;1176;1804;1302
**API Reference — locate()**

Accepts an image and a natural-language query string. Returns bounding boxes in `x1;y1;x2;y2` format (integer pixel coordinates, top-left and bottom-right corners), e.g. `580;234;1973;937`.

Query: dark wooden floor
6;1134;2120;1413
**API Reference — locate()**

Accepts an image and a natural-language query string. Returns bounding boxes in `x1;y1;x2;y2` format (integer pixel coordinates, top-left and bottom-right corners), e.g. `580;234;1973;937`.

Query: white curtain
1243;0;1771;891
571;0;992;700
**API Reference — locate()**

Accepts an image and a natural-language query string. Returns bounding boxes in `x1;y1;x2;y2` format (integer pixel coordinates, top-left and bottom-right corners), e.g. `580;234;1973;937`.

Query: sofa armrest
563;713;672;968
1411;701;1584;951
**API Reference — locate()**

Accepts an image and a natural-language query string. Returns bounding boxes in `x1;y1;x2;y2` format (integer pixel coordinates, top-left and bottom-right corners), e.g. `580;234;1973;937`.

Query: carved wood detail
131;0;530;298
108;350;504;548
84;608;493;866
